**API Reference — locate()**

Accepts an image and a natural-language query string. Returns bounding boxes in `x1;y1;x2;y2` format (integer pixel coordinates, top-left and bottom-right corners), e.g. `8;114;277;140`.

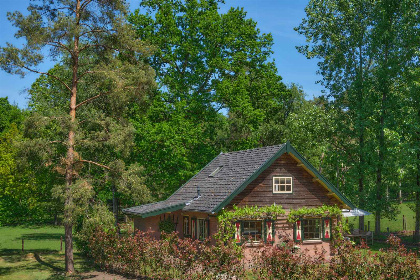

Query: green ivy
216;204;285;243
287;205;342;223
287;205;348;244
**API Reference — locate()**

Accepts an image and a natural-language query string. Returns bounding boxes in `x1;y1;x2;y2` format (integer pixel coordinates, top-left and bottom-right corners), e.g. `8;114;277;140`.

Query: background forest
0;0;419;274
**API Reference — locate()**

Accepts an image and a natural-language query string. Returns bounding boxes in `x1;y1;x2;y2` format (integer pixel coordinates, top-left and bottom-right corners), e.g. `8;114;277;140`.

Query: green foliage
287;205;342;223
0;97;24;135
74;203;115;256
296;0;420;234
216;204;285;243
128;0;295;198
158;217;175;234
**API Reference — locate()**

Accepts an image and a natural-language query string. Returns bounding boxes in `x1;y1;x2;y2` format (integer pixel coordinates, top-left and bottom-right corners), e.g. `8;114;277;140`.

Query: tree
296;0;377;231
0;0;155;273
296;0;419;234
128;0;292;198
0;97;24;135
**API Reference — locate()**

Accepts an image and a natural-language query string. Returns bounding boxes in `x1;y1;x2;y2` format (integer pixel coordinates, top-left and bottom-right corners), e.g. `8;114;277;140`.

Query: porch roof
123;201;186;218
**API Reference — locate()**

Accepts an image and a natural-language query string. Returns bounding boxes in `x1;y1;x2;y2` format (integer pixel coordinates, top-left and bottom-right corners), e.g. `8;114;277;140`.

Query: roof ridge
221;143;286;155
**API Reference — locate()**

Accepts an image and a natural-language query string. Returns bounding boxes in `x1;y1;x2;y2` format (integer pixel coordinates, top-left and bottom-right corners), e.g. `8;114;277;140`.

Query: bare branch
49;140;65;145
76;159;110;170
80;29;108;38
20;65;73;93
75;92;110;109
80;0;94;11
47;42;73;57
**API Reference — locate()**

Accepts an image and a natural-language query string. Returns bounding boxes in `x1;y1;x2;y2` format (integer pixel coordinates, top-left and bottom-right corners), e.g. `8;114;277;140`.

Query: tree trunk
414;135;420;242
64;223;74;273
375;96;385;236
64;0;81;273
112;184;119;229
359;133;365;231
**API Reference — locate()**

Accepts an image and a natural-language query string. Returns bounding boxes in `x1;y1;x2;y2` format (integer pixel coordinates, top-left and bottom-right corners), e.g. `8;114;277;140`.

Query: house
123;142;355;256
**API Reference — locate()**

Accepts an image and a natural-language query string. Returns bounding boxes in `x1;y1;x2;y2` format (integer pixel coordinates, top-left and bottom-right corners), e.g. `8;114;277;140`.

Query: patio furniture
345;229;373;245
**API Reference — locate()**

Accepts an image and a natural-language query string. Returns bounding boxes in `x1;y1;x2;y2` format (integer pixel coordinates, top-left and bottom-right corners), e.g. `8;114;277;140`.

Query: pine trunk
64;0;81;273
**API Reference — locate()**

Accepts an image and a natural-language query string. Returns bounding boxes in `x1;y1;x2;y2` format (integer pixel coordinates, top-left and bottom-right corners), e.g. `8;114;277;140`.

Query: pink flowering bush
250;238;327;279
88;227;244;279
329;235;420;280
88;227;420;279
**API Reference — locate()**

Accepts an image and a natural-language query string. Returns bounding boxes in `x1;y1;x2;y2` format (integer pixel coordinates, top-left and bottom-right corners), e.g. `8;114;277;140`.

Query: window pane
286;185;291;192
303;219;321;240
280;178;286;184
242;220;262;242
286;178;291;184
274;178;279;184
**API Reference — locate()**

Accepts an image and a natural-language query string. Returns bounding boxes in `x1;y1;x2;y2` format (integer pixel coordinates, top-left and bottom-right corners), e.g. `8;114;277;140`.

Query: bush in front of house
74;203;115;256
87;227;420;279
329;235;420;280
250;237;328;280
87;227;244;279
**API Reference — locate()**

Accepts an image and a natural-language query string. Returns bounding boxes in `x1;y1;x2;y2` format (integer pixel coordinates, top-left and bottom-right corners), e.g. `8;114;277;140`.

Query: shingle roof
123;201;186;218
122;143;355;217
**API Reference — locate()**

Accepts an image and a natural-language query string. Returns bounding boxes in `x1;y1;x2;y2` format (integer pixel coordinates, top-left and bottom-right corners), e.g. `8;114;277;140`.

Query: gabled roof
123;142;355;218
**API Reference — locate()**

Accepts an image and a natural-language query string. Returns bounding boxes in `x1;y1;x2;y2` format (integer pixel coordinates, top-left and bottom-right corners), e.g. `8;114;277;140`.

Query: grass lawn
0;225;95;280
347;202;416;233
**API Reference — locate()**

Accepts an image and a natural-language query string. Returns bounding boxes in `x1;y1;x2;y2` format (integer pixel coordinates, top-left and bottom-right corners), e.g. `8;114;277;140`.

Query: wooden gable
227;153;343;210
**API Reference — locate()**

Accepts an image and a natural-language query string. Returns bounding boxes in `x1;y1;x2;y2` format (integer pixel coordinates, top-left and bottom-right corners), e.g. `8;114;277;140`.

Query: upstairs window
273;176;293;193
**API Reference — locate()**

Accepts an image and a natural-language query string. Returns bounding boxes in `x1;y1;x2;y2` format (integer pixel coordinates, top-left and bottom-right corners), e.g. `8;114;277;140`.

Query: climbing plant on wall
216;204;285;243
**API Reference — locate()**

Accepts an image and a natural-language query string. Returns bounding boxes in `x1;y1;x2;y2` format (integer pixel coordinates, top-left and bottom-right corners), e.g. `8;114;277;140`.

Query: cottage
123;142;355;256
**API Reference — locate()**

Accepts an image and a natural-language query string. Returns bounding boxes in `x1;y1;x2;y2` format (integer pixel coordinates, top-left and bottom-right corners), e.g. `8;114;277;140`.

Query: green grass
0;225;93;280
347;202;416;233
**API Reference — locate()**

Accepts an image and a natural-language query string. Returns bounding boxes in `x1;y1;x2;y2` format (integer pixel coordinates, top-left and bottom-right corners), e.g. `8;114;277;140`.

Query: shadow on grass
0;249;58;263
34;252;62;271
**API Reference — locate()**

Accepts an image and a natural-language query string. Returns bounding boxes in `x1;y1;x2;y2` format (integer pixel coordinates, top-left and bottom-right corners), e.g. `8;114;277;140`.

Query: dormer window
273;176;292;193
209;166;223;177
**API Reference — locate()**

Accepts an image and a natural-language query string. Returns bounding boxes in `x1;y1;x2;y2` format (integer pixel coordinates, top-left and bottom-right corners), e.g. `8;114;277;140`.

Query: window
273;176;292;193
302;219;321;240
242;220;263;242
209;166;223;177
198;219;209;241
183;216;190;236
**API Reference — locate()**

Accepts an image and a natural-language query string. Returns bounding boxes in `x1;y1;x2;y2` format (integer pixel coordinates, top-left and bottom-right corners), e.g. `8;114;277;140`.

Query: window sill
244;242;265;247
302;240;323;244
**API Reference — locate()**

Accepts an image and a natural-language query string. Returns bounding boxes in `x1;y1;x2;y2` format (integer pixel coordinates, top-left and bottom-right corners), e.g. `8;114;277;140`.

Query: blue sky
0;0;324;108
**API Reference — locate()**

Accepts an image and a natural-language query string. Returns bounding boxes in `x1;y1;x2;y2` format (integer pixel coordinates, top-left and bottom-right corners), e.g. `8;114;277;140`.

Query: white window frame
273;176;293;193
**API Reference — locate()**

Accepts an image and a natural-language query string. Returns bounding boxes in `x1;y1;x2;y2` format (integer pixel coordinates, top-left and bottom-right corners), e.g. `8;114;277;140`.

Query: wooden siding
227;153;342;210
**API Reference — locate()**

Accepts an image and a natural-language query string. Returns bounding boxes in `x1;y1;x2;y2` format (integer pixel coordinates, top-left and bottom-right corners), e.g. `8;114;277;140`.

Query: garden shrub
250;235;327;280
329;235;420;280
88;227;420;279
88;227;244;279
74;203;115;256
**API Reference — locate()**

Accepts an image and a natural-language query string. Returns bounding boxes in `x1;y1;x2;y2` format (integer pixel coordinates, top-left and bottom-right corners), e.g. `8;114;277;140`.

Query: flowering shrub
88;227;244;279
250;234;327;280
329;235;420;280
88;226;420;279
